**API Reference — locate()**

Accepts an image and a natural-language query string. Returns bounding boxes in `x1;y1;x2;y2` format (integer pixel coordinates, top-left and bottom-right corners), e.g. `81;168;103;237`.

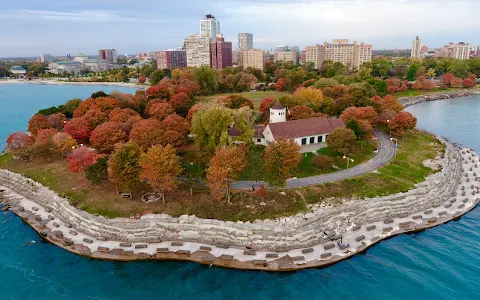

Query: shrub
311;155;335;171
86;156;109;184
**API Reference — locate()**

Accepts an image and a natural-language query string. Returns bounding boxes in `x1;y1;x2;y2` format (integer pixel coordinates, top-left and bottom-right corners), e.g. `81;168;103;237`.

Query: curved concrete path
232;129;395;189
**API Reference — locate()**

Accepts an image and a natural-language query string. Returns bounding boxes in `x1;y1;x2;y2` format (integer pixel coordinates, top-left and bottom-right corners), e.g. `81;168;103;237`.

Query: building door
318;136;323;143
310;137;315;144
301;138;307;145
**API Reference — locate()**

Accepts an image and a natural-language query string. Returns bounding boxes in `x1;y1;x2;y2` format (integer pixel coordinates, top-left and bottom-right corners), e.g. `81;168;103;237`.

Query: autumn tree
372;95;404;115
389;112;417;138
52;132;78;158
463;74;477;88
326;128;356;155
293;86;325;106
262;138;301;188
170;92;192;110
190;104;233;152
32;128;57;158
138;76;146;84
441;73;456;87
186;103;206;122
426;68;436;79
217;95;253;109
28;114;51;136
64;118;92;142
413;76;434;90
275;78;287;91
311;154;335;171
162;114;190;137
206;146;247;204
47;113;67;130
450;77;463;88
67;146;99;173
148;102;175;120
83;109;108;128
289;105;318;120
259;97;276;113
139;144;182;203
340;106;378;127
109;108;139;123
6;132;34;160
163;130;187;148
108;143;143;197
129;118;165;151
90;122;128;153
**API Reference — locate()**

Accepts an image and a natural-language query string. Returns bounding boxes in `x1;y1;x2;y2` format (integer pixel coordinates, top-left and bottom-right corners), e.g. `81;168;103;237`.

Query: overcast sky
1;0;479;57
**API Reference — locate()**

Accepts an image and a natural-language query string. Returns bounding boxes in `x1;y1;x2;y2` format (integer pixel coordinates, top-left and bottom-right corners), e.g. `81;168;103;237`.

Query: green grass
0;154;13;164
237;146;264;180
299;130;443;203
197;91;292;109
393;87;461;99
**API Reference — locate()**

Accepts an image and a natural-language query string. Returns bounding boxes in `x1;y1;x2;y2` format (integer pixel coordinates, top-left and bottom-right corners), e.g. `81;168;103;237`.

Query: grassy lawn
297;130;444;204
392;87;462;99
197;91;292;109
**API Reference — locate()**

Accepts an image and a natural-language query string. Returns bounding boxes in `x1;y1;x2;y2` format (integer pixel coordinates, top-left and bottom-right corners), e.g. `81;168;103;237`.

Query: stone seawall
398;89;479;107
1;140;479;271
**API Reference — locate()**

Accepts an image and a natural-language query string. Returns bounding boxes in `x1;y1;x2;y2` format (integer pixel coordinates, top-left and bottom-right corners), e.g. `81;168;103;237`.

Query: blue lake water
1;87;480;299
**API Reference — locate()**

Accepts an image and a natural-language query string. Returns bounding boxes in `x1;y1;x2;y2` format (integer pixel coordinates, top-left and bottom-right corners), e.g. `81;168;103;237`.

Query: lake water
1;86;479;299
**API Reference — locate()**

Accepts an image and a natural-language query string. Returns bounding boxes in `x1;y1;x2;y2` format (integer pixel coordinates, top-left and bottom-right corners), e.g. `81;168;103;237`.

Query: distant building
40;54;54;63
274;49;299;65
184;34;211;67
98;49;118;63
9;66;27;76
155;49;187;70
238;33;253;50
138;51;156;61
211;34;232;70
305;39;372;71
411;36;422;58
237;49;265;70
73;53;88;63
200;13;220;41
232;50;239;64
435;42;471;60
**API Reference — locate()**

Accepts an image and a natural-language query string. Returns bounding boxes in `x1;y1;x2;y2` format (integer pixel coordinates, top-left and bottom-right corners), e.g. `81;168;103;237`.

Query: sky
1;0;479;57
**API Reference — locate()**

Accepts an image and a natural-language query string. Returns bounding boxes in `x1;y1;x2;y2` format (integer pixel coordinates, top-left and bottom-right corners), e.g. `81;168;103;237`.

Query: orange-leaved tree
262;138;301;188
64;118;92;142
129;118;165;151
28;114;51;136
388;112;417;139
206;145;248;204
107;143;142;198
90;122;128;153
139;144;182;204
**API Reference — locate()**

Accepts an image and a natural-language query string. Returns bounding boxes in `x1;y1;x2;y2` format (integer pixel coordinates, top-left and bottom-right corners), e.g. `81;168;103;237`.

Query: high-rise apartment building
411;36;422;58
238;33;253;50
274;49;299;65
210;34;232;70
237;49;265;70
184;34;211;67
99;49;118;63
155;49;187;70
305;39;372;70
435;42;471;60
40;54;54;63
200;13;220;41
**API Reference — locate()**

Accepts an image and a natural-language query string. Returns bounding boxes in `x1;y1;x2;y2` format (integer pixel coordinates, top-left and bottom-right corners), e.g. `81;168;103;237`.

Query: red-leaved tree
6;132;34;152
388;112;417;138
64;118;92;142
170;92;192;109
129;118;165;151
67;146;99;173
28;114;51;136
259;97;276;113
90;122;128;153
275;78;287;91
162;114;190;137
47;113;68;130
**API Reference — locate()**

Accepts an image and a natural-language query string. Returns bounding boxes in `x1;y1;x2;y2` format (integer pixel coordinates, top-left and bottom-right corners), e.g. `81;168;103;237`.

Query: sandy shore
0;79;146;90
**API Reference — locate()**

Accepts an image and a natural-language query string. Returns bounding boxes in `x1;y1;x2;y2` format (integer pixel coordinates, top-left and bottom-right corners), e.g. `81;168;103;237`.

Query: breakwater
1;137;478;271
398;89;479;107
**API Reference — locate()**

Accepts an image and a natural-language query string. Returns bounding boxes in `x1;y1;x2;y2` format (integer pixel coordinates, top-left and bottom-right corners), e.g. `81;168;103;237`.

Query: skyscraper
99;49;118;63
155;49;187;70
211;34;232;70
184;34;211;67
200;13;220;41
238;33;253;50
411;36;422;58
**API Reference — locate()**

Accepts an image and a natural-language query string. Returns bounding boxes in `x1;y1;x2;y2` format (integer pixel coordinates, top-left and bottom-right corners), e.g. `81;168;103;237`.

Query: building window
310;137;315;144
318;136;323;143
301;138;307;145
257;139;261;143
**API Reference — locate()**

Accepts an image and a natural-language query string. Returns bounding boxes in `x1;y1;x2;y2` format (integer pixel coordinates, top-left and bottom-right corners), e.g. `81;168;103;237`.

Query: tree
388;112;417;138
194;66;219;94
413;76;434;90
139;144;182;203
28;114;51;136
293;86;325;106
6;132;34;155
275;78;287;91
170;92;192;110
289;105;316;120
340;106;378;127
32;128;57;158
64;118;92;142
67;146;99;173
326;128;356;155
129;118;165;151
231;107;256;144
52;132;77;158
450;77;463;88
108;108;139;123
463;74;477;88
217;95;253;109
206;146;247;204
259;97;276;113
90;122;128;153
426;68;436;79
187;103;206;122
138;76;146;84
448;60;470;78
311;155;335;171
47;113;67;130
190;104;233;152
441;73;456;87
86;155;109;184
372;95;404;114
163;130;187;148
83;109;108;128
407;64;419;81
314;78;339;89
108;143;142;197
262;138;301;188
148;102;175;120
149;69;165;85
162;114;190;137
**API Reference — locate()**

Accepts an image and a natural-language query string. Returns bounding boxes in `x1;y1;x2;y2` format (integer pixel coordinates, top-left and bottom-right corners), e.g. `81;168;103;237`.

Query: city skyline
1;0;480;57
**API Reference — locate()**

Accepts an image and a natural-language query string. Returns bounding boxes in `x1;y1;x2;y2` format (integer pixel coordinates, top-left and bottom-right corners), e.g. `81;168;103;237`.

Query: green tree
407;64;419;81
107;143;142;198
149;69;165;85
371;58;392;78
326;128;356;155
190;104;233;152
448;60;470;78
232;107;255;144
194;66;220;94
86;156;109;184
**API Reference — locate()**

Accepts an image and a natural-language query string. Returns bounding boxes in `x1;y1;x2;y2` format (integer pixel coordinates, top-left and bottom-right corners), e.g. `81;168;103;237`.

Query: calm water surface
0;86;479;299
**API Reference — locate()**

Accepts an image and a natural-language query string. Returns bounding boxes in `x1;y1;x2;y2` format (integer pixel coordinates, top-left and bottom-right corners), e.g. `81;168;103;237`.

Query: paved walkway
232;129;395;189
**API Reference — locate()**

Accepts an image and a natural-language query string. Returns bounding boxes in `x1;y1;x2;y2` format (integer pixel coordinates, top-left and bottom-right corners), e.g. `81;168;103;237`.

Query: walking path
232;129;395;189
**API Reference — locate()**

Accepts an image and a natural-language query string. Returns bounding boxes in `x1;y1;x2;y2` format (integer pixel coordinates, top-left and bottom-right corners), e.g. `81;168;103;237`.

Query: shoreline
1;138;479;271
0;79;146;90
398;88;480;107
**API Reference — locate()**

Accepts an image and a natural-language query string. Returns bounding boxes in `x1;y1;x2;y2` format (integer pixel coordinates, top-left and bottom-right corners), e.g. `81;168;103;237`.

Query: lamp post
343;155;354;169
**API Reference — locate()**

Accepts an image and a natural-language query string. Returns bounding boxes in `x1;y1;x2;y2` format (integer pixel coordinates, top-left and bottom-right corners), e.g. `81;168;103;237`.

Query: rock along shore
398;89;480;107
1;139;479;272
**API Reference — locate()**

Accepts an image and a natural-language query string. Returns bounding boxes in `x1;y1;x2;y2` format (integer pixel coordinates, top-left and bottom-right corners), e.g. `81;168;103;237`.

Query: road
231;129;395;190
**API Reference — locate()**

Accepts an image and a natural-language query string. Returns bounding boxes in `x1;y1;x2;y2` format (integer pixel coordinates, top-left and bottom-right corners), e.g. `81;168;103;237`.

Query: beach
0;79;146;90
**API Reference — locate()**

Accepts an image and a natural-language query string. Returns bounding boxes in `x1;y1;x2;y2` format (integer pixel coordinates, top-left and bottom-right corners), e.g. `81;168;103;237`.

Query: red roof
271;101;284;110
268;117;345;139
254;125;266;138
